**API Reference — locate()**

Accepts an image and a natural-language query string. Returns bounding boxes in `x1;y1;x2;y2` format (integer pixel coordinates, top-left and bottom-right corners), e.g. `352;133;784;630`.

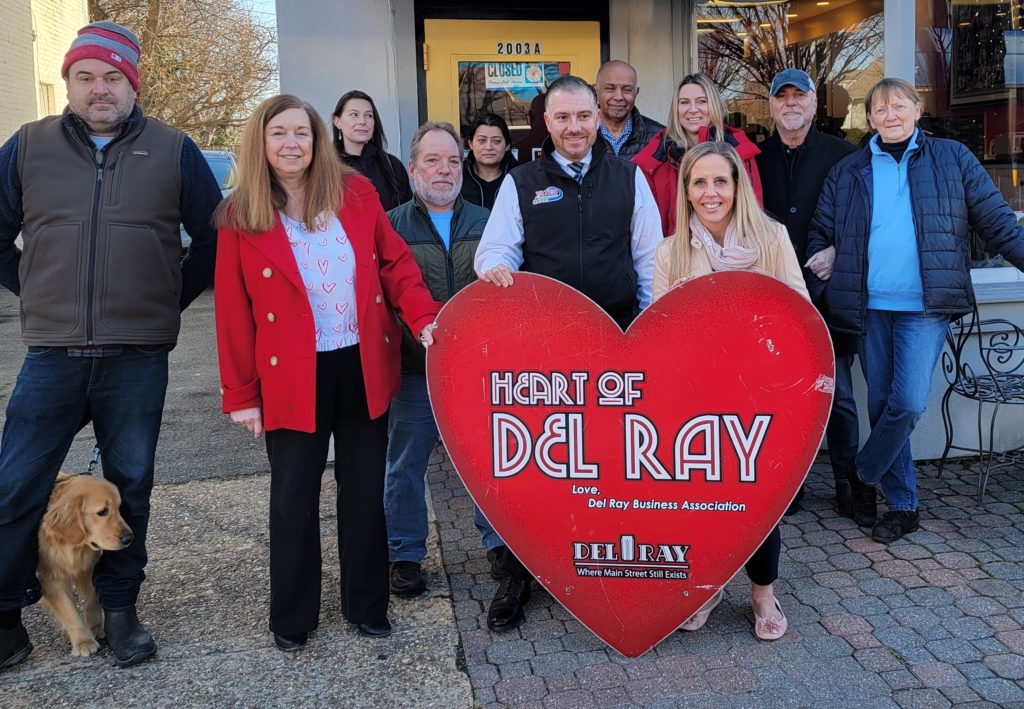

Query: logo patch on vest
532;186;563;205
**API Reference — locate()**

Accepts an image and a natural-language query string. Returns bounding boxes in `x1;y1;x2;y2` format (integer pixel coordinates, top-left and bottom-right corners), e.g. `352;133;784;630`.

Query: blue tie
568;161;585;184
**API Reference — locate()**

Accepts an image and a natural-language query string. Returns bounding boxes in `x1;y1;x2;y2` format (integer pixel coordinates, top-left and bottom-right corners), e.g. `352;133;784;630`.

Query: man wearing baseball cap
0;20;222;669
755;68;865;521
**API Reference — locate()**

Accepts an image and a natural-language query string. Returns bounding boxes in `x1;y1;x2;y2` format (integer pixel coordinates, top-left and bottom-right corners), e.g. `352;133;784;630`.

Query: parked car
181;149;237;251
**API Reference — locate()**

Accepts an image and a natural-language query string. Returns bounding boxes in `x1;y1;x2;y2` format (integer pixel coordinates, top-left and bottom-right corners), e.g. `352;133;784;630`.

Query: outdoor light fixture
702;1;790;7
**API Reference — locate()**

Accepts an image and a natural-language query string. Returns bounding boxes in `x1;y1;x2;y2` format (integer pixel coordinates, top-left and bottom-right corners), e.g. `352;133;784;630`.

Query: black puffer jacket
387;195;489;372
460;150;515;210
806;131;1024;335
599;107;664;161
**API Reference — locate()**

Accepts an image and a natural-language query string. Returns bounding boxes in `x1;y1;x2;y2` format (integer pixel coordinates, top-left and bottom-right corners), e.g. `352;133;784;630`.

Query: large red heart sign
426;272;833;657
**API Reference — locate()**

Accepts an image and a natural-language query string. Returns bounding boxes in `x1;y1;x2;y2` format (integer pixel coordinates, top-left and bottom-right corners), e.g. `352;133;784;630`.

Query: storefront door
422;19;601;148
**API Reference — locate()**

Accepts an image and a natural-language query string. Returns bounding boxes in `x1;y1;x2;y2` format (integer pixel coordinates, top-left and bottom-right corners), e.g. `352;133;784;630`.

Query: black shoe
389;561;426;596
356;618;392;637
487;576;531;631
274;632;307;651
0;622;32;670
487;547;509;581
835;480;854;518
852;484;878;528
872;510;920;543
103;607;156;667
784;485;805;516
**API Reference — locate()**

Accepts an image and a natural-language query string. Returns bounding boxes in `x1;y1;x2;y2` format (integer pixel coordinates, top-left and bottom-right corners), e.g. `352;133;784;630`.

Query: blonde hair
864;77;922;118
217;94;349;234
666;141;779;284
666;73;727;149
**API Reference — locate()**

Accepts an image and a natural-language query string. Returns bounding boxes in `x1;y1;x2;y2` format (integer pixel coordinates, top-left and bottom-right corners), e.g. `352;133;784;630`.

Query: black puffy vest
510;141;638;328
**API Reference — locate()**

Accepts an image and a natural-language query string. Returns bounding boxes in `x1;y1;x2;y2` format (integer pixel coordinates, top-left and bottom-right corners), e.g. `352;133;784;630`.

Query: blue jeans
0;345;169;611
825;354;862;485
384;373;503;563
856;311;949;511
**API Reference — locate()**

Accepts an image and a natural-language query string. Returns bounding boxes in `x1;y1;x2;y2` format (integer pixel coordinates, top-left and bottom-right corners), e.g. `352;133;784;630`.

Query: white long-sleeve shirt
473;148;661;309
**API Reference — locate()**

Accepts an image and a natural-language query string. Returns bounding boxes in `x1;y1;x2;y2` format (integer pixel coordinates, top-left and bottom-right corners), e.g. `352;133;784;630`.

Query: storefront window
695;0;884;146
917;0;1024;266
457;61;568;140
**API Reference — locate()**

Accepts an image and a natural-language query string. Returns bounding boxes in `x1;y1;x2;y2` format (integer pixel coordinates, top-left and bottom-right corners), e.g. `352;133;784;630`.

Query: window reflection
917;0;1023;265
696;0;884;146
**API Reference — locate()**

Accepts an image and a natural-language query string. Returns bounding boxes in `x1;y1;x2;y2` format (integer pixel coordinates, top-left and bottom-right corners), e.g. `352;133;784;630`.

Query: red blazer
634;126;763;237
215;174;440;432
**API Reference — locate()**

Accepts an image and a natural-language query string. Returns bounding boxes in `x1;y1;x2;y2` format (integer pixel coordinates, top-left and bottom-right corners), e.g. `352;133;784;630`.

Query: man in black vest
475;74;660;330
755;68;869;523
0;21;221;669
473;75;659;628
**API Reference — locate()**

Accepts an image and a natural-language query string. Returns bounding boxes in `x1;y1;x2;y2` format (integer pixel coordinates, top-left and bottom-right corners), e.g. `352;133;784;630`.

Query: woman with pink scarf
653;141;809;641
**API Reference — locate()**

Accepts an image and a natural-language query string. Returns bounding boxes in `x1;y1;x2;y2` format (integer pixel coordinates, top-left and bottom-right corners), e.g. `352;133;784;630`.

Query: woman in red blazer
215;95;440;651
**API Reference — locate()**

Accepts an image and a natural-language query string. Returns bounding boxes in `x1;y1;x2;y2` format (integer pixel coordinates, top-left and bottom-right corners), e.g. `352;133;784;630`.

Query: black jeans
744;526;781;586
264;346;390;636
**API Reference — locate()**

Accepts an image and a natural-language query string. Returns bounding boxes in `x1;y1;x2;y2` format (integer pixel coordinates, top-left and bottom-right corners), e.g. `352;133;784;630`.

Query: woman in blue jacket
806;77;1024;543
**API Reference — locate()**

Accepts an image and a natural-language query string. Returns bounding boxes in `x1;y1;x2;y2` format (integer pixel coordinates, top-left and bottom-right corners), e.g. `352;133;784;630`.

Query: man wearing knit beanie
0;19;222;670
61;21;142;136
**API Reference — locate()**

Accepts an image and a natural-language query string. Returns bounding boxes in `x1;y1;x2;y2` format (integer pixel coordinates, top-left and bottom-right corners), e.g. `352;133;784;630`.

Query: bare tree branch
91;0;277;145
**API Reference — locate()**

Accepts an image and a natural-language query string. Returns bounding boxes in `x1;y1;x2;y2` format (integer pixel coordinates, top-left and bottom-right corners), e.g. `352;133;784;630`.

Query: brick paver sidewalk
428;452;1024;708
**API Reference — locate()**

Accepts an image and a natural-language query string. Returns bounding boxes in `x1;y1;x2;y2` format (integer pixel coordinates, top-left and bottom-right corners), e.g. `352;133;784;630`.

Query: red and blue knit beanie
61;20;141;91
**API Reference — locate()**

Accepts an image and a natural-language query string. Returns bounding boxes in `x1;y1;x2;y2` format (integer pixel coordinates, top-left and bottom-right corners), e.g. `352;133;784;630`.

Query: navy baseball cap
770;69;814;96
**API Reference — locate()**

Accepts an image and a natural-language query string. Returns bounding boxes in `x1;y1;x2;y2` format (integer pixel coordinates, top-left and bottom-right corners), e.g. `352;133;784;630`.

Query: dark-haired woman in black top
461;113;516;210
331;90;411;211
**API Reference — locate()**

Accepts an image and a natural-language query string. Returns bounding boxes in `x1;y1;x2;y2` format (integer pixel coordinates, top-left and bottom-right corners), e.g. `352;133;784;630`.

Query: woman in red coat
634;73;763;237
215;94;440;651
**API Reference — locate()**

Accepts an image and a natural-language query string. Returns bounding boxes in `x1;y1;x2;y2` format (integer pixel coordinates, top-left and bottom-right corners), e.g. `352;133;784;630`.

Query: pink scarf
689;213;757;271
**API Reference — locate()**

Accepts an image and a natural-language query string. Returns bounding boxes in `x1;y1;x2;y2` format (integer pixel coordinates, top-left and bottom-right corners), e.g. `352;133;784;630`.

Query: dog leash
84;447;101;475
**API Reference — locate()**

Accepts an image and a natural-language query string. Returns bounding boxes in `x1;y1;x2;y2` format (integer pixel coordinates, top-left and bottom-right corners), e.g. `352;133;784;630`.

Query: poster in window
949;1;1015;105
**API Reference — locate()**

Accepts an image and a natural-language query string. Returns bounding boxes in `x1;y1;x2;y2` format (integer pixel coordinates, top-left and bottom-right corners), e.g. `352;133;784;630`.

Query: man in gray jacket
0;21;221;670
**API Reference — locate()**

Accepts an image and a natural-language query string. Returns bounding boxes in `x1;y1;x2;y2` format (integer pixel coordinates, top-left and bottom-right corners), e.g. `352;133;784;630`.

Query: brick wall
31;0;88;116
0;0;38;142
0;0;87;143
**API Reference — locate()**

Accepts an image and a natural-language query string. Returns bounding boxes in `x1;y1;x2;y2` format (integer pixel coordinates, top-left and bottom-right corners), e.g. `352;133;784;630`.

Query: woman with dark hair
460;112;516;210
216;94;439;650
634;73;762;237
331;90;411;211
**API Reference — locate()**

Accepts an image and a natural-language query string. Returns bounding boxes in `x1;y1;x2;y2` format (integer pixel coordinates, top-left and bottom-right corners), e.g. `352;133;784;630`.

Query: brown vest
17;113;185;345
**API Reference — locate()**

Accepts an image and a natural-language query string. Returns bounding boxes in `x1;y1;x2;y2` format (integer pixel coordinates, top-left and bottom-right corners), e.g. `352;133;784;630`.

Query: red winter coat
633;125;763;237
215;174;440;432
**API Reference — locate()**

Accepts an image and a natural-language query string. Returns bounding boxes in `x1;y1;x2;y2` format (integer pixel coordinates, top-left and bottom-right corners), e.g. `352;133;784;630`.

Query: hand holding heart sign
426;272;833;657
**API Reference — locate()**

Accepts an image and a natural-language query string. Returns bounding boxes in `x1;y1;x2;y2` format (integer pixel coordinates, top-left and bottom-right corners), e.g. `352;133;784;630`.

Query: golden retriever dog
37;472;133;656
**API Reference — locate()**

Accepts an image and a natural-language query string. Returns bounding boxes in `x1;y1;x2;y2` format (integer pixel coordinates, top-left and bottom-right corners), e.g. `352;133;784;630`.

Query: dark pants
826;353;862;486
744;526;781;586
264;346;389;636
0;345;169;611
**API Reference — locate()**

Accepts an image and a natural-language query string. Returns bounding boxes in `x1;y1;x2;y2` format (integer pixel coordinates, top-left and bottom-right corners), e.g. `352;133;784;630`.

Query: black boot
103;607;156;667
849;476;877;528
486;547;510;581
0;622;32;670
834;480;854;518
485;546;531;631
487;576;531;631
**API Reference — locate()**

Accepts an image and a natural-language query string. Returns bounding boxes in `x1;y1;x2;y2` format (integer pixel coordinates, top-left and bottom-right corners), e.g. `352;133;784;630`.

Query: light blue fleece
867;129;923;311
